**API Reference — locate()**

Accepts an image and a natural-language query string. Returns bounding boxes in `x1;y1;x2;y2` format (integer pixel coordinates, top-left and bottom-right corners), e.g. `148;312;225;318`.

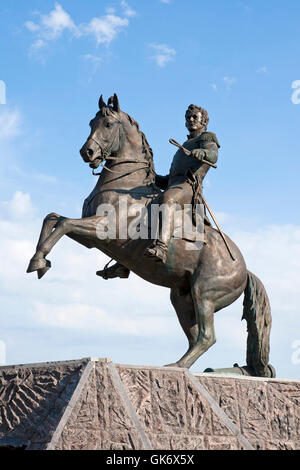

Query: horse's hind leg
164;289;199;367
165;290;198;367
170;282;216;369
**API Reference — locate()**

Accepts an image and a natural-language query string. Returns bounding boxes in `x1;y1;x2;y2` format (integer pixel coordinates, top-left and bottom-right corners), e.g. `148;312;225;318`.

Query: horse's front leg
27;215;100;278
27;212;62;278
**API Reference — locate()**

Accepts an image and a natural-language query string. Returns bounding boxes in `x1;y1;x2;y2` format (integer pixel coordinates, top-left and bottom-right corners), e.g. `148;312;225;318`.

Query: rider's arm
155;174;169;190
190;132;220;164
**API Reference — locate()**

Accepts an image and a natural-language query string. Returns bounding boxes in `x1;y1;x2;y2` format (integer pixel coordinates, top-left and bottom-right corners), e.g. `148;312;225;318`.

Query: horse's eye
106;122;112;128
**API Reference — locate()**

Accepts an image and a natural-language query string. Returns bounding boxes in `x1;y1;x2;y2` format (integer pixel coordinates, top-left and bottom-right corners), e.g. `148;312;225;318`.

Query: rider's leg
145;183;193;263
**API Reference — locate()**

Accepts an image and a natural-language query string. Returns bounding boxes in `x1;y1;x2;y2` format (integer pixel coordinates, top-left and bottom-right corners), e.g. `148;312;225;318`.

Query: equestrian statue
27;94;274;377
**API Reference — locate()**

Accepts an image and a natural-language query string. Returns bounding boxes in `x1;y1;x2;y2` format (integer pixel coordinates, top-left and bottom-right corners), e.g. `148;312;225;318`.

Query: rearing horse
27;94;272;375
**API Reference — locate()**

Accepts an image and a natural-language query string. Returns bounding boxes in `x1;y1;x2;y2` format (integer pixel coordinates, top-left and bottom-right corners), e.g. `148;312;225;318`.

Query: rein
92;157;150;177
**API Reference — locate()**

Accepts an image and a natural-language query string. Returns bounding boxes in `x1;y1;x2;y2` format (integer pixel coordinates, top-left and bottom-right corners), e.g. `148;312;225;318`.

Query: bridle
90;120;121;164
89;120;151;177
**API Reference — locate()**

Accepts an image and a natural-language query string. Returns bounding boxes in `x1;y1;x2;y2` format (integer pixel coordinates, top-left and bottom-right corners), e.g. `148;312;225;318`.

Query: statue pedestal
0;358;299;450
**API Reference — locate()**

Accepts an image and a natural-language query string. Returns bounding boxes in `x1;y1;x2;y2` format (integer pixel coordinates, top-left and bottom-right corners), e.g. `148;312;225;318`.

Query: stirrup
96;260;130;280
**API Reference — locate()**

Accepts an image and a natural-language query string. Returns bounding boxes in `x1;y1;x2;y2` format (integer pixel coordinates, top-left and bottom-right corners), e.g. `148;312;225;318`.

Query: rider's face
185;110;202;133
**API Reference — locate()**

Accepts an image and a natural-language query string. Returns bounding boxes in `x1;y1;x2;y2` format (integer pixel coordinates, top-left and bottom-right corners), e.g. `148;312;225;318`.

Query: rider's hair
186;104;209;130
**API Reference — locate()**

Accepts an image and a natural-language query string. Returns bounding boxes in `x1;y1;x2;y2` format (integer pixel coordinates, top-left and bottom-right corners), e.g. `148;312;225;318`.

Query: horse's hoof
27;257;51;273
164;362;179;368
37;263;51;279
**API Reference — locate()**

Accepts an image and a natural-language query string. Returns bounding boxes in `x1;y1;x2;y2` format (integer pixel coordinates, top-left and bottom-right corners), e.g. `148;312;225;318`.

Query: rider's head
185;105;209;135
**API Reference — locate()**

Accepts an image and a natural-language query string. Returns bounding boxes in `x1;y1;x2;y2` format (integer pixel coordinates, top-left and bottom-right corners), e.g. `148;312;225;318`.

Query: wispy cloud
150;43;176;67
256;66;268;74
121;0;137;17
83;54;103;82
160;0;171;4
0;108;22;139
223;76;237;90
84;54;102;65
25;3;75;41
11;165;59;184
82;14;129;45
210;83;217;92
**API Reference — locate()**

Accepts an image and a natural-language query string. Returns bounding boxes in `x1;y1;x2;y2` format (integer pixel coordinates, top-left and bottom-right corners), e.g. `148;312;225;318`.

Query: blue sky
0;0;299;378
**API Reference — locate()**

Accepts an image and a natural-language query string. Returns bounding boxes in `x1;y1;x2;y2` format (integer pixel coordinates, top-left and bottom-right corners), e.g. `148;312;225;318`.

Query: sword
201;194;235;261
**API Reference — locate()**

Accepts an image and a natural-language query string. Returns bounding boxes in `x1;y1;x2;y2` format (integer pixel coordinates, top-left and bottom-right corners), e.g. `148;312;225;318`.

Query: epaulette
199;131;220;148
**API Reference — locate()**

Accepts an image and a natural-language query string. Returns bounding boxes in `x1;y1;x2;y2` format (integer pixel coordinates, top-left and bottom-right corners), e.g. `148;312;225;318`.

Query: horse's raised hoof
27;257;51;274
37;262;51;279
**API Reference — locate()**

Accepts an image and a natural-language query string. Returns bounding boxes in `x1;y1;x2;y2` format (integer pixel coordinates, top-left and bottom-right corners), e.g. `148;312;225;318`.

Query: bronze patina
27;94;273;376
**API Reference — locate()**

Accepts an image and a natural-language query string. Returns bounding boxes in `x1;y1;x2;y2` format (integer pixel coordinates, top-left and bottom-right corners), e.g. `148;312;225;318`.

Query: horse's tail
242;270;274;377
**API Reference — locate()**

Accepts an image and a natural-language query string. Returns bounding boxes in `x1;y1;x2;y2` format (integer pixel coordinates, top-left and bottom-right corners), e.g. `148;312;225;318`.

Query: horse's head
80;93;127;169
80;93;155;185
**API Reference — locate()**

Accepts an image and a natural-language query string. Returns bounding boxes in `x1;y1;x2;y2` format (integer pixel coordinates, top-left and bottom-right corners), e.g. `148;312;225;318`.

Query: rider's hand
191;149;206;161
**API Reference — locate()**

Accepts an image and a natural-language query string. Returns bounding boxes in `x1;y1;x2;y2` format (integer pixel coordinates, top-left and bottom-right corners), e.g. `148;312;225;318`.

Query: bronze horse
27;94;272;376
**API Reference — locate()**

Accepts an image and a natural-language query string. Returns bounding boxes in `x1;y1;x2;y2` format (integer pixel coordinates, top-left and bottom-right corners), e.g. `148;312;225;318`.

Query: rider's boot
144;240;168;264
96;262;130;280
144;204;173;264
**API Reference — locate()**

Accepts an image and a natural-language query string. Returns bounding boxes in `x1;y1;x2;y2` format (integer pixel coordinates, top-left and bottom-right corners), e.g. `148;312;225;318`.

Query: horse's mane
99;106;156;184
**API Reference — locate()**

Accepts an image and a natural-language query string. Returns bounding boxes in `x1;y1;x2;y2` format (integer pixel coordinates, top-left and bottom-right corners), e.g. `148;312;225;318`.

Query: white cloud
0;108;22;139
223;76;237;89
25;3;75;41
11;165;58;184
84;54;102;65
82;14;129;45
83;54;103;83
121;1;137;17
256;66;268;74
41;2;75;39
150;43;176;67
0;191;36;220
160;0;171;4
25;3;135;57
24;20;40;32
210;83;217;92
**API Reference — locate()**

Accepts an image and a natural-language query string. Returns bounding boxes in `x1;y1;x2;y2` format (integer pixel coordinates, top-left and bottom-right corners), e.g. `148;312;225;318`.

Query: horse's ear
113;93;120;112
108;93;120;112
99;94;106;109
